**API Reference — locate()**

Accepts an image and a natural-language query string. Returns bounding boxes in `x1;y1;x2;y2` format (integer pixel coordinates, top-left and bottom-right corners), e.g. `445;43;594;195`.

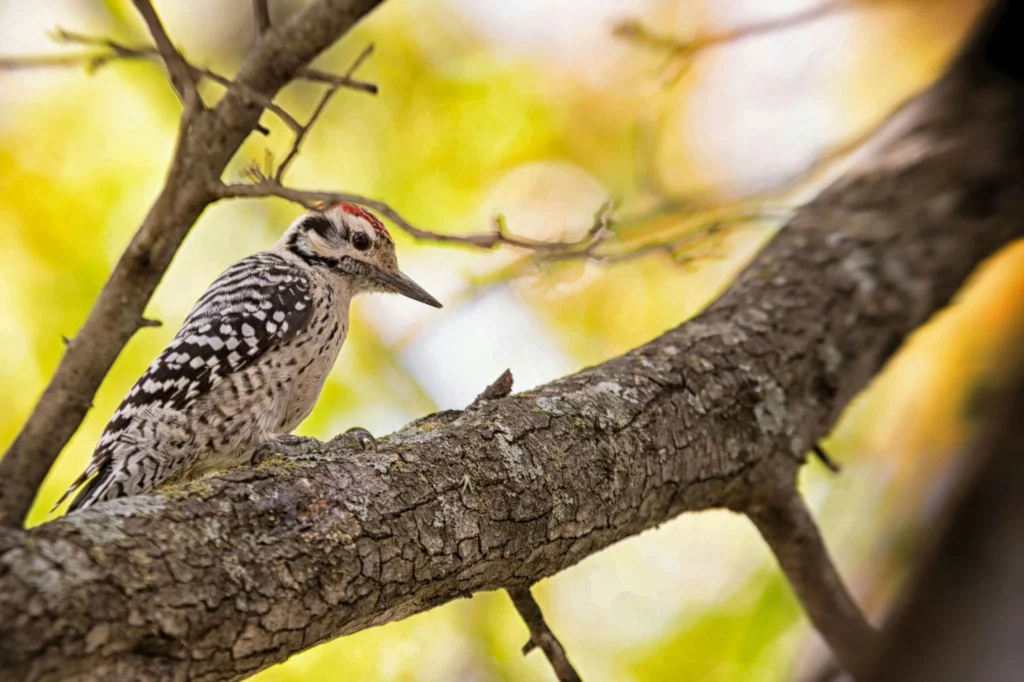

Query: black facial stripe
301;214;334;239
295;250;340;270
286;230;303;256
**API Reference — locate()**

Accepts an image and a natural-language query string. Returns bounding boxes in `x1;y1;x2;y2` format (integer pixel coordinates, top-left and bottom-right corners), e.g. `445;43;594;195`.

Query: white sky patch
683;0;857;194
391;285;575;410
366;158;606;411
444;0;657;86
0;2;86;122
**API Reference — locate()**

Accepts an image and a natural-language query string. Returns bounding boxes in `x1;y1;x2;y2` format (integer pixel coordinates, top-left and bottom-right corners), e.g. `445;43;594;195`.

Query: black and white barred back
56;201;440;513
56;252;323;511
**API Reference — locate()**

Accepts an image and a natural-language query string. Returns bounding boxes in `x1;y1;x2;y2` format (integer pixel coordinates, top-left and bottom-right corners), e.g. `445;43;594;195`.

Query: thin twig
616;0;857;62
51;30;301;133
253;0;271;38
507;587;584;682
200;65;302;133
131;0;198;109
812;444;842;473
276;44;375;182
0;30;378;96
213;180;616;256
215;179;778;265
746;483;879;677
0;29;376;137
300;67;378;94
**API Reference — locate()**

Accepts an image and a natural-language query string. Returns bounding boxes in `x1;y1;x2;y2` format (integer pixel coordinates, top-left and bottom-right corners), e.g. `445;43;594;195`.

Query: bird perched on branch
55;202;441;512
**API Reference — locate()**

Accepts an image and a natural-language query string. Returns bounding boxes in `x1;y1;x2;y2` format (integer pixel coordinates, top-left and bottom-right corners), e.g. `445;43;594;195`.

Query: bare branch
276;44;375;182
213;179;616;254
131;0;198;109
216;178;778;270
253;0;272;38
300;66;378;93
0;28;154;72
51;30;303;133
0;31;378;97
1;29;379;147
744;480;879;677
508;588;584;682
198;64;303;133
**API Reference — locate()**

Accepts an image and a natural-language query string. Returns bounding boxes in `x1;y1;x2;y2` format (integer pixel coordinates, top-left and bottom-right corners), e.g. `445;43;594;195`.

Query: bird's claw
253;434;327;464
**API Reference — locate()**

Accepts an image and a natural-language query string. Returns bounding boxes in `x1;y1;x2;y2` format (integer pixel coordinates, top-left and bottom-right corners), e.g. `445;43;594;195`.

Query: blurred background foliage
1;0;1021;680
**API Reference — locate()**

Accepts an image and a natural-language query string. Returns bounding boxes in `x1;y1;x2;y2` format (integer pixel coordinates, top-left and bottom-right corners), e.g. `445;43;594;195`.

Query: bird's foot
330;427;378;451
252;434;327;464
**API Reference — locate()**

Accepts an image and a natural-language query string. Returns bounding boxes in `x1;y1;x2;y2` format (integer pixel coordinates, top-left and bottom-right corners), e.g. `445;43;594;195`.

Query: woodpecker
55;202;441;512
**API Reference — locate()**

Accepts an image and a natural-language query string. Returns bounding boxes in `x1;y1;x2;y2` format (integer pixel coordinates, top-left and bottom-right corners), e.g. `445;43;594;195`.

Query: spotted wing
55;253;315;511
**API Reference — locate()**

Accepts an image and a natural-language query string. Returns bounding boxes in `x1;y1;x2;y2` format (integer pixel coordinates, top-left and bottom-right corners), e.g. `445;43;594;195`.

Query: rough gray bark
1;17;1023;677
0;0;385;527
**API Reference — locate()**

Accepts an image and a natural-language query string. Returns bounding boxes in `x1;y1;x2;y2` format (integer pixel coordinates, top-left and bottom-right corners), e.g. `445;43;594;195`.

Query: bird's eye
352;232;371;251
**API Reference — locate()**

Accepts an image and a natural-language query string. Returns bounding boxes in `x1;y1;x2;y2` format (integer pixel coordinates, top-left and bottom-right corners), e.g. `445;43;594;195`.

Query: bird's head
280;202;442;308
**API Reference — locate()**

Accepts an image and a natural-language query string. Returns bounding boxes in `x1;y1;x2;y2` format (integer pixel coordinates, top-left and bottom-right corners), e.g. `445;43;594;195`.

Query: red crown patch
334;202;391;240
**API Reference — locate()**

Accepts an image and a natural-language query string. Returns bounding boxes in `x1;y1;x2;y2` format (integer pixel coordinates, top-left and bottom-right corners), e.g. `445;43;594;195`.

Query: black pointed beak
377;269;442;308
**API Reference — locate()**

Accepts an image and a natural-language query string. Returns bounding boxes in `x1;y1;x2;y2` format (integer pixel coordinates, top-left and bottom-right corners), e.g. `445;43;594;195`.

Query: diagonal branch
508;588;584;682
275;43;375;182
743;476;878;676
131;0;198;108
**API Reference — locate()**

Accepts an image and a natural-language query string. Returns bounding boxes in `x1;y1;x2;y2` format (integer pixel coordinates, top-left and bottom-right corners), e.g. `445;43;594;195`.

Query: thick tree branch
1;15;1022;677
471;372;583;681
0;0;386;528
